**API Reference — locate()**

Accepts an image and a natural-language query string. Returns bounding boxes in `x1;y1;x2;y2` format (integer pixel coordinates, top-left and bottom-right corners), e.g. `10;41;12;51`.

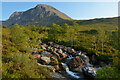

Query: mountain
2;4;72;27
75;17;118;25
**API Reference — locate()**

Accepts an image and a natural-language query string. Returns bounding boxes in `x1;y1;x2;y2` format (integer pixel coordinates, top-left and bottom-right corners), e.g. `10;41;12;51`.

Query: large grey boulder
67;56;84;69
40;56;51;64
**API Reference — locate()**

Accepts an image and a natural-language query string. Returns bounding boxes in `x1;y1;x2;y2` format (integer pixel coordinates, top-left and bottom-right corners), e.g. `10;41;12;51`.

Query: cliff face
3;4;72;27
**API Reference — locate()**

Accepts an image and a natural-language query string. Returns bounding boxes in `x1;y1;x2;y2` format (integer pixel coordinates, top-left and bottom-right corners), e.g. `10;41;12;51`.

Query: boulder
53;52;60;59
50;72;66;79
50;56;59;66
59;45;64;49
54;44;60;48
53;47;58;52
41;51;52;57
62;52;68;58
51;55;58;60
41;45;46;50
47;47;54;52
54;65;60;71
48;42;53;46
67;47;76;55
67;56;84;69
76;51;82;56
32;54;41;59
47;65;56;72
64;47;68;52
57;49;63;54
73;66;83;72
38;63;55;72
40;56;51;64
80;54;89;64
82;66;97;77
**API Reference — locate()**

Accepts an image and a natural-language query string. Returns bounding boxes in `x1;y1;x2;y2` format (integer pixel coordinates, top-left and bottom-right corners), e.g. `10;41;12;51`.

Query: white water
61;63;80;79
67;55;74;60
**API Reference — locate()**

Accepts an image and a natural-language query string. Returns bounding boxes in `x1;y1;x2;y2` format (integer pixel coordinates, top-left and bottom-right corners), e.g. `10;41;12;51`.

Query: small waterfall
61;63;80;79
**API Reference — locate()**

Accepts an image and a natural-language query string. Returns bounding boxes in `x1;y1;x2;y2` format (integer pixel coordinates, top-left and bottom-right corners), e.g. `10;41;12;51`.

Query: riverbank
31;41;110;79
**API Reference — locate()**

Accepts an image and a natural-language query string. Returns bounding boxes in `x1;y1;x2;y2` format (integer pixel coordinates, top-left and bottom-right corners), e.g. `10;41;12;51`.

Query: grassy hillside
2;17;120;79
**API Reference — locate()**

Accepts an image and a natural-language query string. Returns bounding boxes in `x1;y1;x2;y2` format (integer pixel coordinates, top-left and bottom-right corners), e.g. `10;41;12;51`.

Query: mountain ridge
2;4;72;27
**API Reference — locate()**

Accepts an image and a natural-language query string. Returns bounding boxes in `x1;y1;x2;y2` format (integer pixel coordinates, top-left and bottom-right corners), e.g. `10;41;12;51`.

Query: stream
61;63;80;79
33;42;111;79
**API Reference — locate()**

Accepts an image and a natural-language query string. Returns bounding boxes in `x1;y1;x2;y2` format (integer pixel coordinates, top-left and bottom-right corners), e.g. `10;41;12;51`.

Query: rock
53;47;58;52
73;66;83;72
32;54;41;59
47;65;56;72
38;40;42;45
41;51;52;57
40;56;51;64
41;45;46;50
54;65;60;71
47;47;54;52
57;49;63;54
59;45;64;49
53;52;60;59
51;55;58;60
81;54;89;64
62;52;68;58
59;53;64;59
50;72;66;79
82;51;87;55
64;47;68;52
82;66;97;77
67;47;76;55
76;51;82;56
48;42;53;46
38;63;55;72
67;56;84;69
54;44;60;48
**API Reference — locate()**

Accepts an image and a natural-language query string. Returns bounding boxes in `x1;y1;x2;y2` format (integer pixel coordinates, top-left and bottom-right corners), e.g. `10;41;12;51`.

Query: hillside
1;4;120;79
2;4;72;27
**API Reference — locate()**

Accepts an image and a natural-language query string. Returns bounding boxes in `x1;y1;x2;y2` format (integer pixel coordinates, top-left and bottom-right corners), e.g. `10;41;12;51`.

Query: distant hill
75;17;118;25
2;4;72;27
1;4;118;27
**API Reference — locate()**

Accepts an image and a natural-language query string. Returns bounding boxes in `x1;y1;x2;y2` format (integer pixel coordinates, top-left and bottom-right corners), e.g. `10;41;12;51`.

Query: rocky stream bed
31;42;111;79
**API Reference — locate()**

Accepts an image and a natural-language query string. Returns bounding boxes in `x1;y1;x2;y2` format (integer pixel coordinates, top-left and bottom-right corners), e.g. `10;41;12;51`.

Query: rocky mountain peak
3;4;72;27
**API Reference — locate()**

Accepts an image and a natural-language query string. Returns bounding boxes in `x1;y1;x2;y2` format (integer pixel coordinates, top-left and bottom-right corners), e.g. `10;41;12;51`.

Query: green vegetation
2;17;120;79
2;24;53;79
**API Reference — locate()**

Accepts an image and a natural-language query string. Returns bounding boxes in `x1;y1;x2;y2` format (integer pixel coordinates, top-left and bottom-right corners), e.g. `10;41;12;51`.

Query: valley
1;4;120;79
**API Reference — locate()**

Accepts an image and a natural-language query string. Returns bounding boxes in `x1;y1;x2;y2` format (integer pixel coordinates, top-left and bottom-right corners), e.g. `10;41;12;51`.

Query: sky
1;2;118;21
